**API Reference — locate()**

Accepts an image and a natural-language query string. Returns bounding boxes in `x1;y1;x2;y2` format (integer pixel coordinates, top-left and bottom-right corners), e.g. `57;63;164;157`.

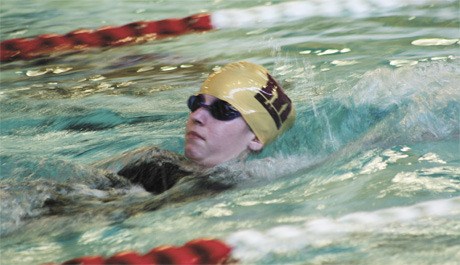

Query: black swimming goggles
187;94;241;121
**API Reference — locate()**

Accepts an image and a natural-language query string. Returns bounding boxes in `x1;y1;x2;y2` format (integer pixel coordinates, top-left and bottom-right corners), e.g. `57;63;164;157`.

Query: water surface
1;0;459;264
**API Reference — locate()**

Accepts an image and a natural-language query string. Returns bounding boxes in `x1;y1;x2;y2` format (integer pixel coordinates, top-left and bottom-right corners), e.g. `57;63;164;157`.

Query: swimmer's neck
188;151;250;169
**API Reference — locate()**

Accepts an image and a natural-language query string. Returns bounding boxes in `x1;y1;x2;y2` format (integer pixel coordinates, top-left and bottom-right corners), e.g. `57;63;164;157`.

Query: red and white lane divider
44;238;233;265
1;0;450;62
44;197;459;264
0;14;212;62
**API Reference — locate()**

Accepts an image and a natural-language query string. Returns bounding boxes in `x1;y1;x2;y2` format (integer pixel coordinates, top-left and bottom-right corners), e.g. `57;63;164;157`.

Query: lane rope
47;238;232;265
0;14;212;62
48;197;460;264
1;0;452;62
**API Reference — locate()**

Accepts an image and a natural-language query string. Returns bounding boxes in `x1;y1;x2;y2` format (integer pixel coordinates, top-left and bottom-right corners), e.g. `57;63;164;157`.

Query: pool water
1;0;459;264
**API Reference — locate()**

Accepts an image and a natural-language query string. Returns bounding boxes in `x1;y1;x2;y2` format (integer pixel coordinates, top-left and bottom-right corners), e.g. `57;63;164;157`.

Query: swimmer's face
185;94;263;167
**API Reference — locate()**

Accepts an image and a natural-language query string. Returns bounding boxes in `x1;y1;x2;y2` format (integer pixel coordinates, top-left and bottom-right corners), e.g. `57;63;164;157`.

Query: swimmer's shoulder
93;146;199;194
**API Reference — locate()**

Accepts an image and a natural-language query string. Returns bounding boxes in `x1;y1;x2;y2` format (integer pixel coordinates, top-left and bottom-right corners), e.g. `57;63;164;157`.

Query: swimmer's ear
248;137;263;152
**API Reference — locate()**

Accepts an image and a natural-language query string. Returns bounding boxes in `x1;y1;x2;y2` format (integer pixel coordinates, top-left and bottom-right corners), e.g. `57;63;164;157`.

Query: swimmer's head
199;61;296;145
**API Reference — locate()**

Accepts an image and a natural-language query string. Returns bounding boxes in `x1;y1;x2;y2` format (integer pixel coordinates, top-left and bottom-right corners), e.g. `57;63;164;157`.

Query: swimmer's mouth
186;131;205;140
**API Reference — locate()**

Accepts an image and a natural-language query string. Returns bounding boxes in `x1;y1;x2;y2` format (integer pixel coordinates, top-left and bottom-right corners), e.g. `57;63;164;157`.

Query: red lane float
54;238;232;265
0;13;212;62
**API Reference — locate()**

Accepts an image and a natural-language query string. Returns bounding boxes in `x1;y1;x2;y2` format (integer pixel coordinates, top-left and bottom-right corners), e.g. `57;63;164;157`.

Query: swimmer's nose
189;106;210;125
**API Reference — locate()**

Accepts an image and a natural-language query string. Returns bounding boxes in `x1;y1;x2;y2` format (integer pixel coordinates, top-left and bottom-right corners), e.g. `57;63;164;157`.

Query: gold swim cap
199;61;296;145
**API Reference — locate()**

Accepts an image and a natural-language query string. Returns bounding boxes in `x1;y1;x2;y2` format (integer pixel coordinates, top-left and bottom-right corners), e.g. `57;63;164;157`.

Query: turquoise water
1;0;459;264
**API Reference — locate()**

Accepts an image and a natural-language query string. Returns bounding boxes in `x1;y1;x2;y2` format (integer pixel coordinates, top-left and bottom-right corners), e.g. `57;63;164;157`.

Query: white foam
389;59;419;67
418;152;447;164
226;230;270;260
226;197;460;262
331;60;358;66
317;49;340;56
211;0;456;28
411;38;459;46
382;149;409;163
244;154;319;181
390;171;460;193
360;156;387;174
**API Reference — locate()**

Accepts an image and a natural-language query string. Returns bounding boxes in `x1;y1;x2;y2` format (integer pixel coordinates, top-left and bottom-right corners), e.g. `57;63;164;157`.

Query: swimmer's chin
184;148;211;168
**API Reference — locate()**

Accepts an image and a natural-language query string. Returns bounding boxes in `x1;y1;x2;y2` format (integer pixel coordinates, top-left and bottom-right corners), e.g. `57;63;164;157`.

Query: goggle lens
187;94;241;121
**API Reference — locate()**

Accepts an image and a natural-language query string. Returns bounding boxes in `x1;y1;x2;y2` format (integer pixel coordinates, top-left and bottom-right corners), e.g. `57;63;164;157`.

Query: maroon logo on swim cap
254;74;292;129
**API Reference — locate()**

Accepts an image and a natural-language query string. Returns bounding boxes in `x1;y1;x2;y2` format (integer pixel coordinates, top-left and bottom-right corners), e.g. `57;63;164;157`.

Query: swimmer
1;62;295;231
106;61;296;194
